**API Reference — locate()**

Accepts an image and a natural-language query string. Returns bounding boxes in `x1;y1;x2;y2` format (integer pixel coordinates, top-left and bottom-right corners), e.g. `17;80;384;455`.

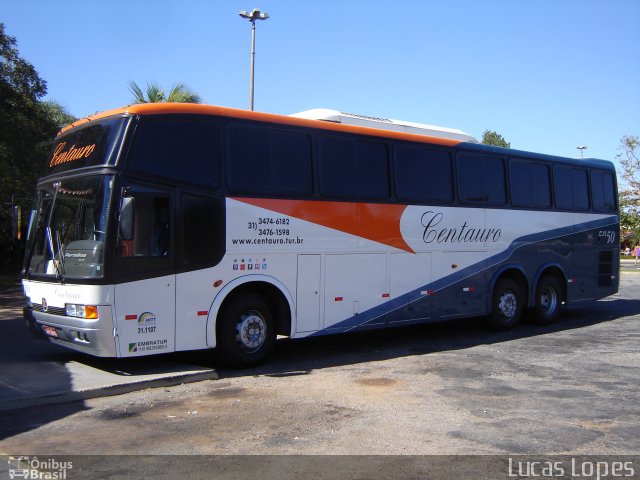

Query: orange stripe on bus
234;198;414;253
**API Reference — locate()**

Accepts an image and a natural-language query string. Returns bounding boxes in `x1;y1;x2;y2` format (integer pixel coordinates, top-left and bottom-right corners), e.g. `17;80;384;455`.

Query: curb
0;369;218;412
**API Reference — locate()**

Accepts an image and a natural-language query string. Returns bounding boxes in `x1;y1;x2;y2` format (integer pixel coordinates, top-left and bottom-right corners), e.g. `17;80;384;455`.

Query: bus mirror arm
119;197;134;241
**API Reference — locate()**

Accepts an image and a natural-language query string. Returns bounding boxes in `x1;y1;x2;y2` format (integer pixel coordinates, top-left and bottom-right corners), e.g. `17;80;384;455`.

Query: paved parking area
0;266;639;461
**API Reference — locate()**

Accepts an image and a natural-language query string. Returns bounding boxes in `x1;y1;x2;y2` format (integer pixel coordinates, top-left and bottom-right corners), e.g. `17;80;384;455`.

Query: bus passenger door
113;184;176;357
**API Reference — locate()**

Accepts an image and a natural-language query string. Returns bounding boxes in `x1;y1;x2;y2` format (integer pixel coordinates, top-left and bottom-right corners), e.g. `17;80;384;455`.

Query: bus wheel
487;278;523;330
531;275;563;324
218;294;276;368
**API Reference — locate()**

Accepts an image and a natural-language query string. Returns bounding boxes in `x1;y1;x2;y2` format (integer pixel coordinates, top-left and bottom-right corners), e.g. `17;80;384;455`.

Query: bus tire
217;294;276;368
487;278;523;330
530;275;563;324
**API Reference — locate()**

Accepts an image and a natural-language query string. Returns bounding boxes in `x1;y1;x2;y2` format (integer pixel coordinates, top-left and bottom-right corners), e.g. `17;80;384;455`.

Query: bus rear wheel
487;278;523;330
217;294;276;368
531;275;563;324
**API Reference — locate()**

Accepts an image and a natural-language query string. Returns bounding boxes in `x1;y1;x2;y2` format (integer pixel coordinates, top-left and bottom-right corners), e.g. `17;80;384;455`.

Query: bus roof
58;103;465;148
290;108;479;143
58;103;613;171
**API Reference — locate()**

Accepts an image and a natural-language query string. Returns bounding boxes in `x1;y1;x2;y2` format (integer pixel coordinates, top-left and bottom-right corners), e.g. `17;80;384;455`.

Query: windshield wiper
44;182;65;283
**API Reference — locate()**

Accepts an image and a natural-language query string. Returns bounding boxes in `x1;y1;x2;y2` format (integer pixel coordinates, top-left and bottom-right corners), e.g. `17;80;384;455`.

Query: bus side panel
113;276;175;357
175;268;220;351
430;251;487;318
296;255;322;333
324;254;388;329
308;214;619;335
388;253;432;322
567;216;619;302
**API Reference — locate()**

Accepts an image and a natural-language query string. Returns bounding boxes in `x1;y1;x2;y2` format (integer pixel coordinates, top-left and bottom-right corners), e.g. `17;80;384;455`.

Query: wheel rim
498;291;518;319
539;286;558;315
234;310;267;353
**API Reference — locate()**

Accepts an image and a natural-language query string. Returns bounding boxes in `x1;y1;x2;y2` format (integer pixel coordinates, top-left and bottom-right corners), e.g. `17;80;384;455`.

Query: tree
617;135;639;195
481;130;511;148
0;23;75;272
128;80;201;104
617;135;640;241
41;100;77;130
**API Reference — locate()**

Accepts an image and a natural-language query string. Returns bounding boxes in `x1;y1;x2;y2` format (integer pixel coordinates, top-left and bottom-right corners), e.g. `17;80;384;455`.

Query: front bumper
24;306;117;357
24;306;47;340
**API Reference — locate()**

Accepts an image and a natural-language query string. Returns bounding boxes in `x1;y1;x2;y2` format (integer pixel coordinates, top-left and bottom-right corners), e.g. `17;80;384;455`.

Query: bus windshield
48;116;129;175
24;175;114;280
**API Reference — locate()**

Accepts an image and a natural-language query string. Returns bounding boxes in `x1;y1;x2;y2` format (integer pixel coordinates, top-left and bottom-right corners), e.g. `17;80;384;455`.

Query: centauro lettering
50;142;96;167
421;211;502;244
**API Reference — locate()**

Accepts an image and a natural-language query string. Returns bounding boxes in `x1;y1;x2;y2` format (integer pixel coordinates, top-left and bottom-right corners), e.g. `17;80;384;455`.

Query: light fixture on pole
239;8;269;111
576;145;587;158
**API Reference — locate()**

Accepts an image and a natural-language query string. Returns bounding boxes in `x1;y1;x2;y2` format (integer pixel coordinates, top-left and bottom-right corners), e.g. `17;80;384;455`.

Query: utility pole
239;8;270;111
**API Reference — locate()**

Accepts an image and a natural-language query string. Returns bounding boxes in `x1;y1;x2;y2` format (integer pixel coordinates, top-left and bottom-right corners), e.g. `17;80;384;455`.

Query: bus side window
226;124;312;196
181;193;223;267
554;166;589;210
457;154;506;205
394;144;453;203
509;160;551;208
127;118;219;188
318;135;389;200
120;194;170;258
591;170;616;212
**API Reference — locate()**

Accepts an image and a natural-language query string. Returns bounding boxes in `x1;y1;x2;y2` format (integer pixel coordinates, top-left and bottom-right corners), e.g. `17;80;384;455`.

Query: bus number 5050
597;230;616;244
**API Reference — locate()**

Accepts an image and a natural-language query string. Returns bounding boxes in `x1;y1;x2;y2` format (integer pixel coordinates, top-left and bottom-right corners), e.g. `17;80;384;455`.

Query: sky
3;0;639;164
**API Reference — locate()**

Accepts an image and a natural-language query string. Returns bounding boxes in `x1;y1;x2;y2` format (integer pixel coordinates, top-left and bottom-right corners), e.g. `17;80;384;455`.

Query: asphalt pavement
1;259;638;413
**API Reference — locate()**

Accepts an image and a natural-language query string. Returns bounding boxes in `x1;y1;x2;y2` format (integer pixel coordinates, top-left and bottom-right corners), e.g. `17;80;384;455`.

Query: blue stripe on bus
309;215;618;336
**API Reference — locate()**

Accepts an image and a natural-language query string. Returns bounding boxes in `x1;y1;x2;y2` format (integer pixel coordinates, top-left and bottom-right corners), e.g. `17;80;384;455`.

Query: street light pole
239;8;269;111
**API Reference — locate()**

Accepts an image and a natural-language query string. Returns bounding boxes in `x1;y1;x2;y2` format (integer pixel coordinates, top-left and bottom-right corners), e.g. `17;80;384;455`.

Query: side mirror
120;197;134;241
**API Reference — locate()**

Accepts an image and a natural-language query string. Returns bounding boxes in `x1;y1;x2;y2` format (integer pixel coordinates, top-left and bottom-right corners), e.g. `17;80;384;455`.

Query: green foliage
0;23;76;272
619;191;640;233
128;80;202;104
617;135;639;193
41;100;77;130
618;134;640;243
481;130;511;148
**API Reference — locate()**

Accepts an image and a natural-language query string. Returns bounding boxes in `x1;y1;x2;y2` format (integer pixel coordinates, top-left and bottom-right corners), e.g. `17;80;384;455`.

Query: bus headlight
66;304;99;319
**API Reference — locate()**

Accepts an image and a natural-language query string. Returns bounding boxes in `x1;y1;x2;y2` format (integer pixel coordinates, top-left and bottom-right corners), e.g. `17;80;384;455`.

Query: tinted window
509;160;551;208
457;154;506;205
591;170;616;212
120;194;170;258
181;194;223;266
117;183;173;279
128;118;219;187
226;125;312;195
554;166;589;210
319;136;389;199
394;145;453;203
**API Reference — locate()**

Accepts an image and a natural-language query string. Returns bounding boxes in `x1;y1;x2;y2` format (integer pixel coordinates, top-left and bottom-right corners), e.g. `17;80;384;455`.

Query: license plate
42;325;59;338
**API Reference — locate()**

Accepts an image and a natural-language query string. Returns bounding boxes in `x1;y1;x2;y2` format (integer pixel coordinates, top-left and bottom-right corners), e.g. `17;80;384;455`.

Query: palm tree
40;100;77;129
128;81;202;104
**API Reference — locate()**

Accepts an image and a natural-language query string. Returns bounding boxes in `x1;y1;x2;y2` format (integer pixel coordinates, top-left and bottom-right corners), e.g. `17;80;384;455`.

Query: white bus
22;103;619;366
